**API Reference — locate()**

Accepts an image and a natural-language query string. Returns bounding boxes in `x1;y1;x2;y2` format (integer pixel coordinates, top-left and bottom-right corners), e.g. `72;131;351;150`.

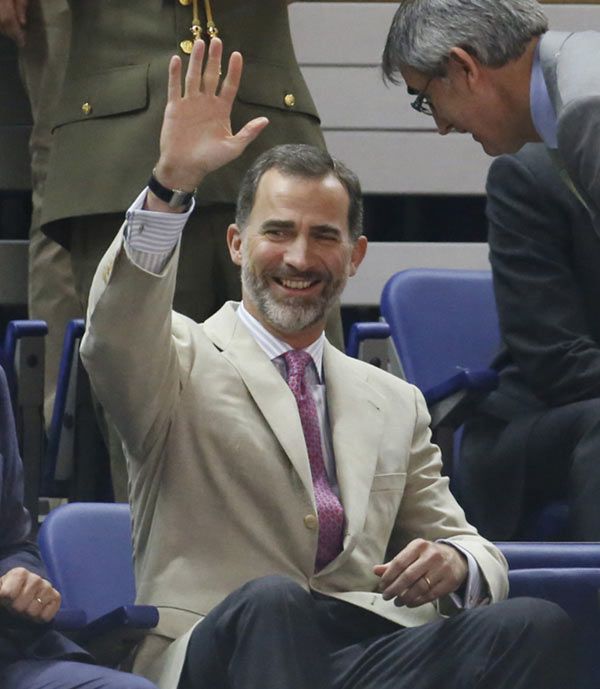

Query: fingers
233;116;270;149
373;540;468;608
219;50;244;105
184;38;205;96
201;35;222;95
167;55;183;103
0;0;26;46
0;567;61;623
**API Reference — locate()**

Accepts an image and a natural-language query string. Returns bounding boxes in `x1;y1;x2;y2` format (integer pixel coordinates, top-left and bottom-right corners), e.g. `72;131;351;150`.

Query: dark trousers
459;398;600;540
1;658;156;689
179;575;573;689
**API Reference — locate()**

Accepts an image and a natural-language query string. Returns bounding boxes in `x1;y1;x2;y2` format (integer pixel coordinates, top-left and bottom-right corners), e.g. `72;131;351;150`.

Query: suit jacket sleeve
558;95;600;229
0;366;44;578
486;147;600;406
81;227;193;459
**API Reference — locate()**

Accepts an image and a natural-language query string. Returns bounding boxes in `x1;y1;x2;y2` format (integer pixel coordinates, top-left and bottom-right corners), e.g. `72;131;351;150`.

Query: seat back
38;502;136;620
380;269;500;394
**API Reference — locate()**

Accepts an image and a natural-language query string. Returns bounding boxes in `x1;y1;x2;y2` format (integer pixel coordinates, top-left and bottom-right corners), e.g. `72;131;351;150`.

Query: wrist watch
148;169;196;209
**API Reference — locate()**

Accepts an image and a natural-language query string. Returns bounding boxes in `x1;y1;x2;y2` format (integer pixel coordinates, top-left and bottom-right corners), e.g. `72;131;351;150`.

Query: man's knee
490;597;573;646
234;575;311;612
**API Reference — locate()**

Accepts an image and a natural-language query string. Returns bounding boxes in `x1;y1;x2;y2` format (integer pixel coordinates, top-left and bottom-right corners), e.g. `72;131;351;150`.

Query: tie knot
283;349;312;382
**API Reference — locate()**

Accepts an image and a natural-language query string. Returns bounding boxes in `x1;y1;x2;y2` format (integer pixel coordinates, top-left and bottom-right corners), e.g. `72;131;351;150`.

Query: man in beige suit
80;38;572;689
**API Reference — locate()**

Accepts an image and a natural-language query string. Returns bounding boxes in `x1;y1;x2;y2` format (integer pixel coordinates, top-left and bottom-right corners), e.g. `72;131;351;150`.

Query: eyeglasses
410;77;435;116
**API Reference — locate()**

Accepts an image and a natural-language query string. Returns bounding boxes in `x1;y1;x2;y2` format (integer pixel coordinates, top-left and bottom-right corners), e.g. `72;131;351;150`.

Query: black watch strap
148;169;196;209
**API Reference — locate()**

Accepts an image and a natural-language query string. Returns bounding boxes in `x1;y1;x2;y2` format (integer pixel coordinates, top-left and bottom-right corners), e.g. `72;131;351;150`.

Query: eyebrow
260;219;342;236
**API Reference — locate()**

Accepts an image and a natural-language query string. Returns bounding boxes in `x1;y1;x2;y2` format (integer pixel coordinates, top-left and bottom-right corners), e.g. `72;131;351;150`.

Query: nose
433;112;453;135
284;236;314;272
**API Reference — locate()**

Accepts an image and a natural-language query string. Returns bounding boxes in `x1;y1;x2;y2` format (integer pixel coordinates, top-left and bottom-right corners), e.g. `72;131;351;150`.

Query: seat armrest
497;542;600;570
53;608;88;630
346;322;391;358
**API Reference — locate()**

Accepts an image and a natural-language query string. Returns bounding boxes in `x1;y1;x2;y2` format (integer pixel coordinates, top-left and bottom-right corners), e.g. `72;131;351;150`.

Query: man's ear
447;47;481;91
348;235;368;277
227;224;243;266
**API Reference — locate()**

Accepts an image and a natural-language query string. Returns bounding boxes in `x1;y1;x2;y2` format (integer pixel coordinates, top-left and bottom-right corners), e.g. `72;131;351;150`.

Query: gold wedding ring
35;596;44;605
423;576;432;590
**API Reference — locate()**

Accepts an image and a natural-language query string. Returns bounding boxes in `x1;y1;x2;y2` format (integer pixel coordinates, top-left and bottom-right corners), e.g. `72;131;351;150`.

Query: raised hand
0;0;28;47
153;37;269;198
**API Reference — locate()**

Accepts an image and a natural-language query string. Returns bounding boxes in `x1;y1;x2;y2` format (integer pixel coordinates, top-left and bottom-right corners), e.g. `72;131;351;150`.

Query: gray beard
241;260;347;335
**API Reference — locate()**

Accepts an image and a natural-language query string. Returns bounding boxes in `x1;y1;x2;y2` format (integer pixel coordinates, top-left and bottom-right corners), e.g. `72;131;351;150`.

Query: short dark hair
235;144;363;242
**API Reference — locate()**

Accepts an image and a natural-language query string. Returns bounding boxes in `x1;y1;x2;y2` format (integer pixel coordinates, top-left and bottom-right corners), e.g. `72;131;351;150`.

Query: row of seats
347;268;568;540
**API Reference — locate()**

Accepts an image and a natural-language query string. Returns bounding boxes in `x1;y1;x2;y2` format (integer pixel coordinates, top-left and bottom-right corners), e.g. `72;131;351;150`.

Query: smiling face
227;169;367;347
400;49;536;156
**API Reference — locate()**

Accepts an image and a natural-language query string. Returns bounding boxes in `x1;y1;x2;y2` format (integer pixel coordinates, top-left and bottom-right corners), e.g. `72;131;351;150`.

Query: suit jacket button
81;102;92;116
284;93;296;108
180;40;194;55
303;514;318;530
179;0;192;4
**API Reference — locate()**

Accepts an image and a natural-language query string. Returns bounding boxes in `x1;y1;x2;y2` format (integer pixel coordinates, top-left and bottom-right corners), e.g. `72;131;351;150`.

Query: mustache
268;267;329;283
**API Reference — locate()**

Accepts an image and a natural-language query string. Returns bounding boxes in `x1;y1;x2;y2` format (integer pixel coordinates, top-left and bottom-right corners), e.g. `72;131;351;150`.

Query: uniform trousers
19;0;82;426
459;398;600;540
1;658;156;689
179;574;573;689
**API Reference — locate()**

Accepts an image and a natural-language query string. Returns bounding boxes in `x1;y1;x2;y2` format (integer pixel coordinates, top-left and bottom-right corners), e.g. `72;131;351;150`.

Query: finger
15;0;27;26
184;38;205;95
167;55;184;103
0;568;27;605
219;51;243;105
39;592;61;623
232;117;269;150
393;574;433;607
201;35;222;95
381;556;430;600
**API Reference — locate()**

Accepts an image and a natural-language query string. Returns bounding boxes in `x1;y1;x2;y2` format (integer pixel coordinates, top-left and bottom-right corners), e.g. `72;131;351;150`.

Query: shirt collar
530;41;558;149
237;301;325;380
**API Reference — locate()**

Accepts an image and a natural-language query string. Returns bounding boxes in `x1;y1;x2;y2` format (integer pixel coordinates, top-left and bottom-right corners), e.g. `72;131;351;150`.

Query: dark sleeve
487;145;600;406
558;95;600;224
0;365;45;578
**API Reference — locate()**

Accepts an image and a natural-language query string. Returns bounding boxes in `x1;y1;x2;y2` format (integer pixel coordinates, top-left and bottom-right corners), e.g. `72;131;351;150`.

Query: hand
373;539;468;608
0;567;61;623
152;37;269;199
0;0;28;47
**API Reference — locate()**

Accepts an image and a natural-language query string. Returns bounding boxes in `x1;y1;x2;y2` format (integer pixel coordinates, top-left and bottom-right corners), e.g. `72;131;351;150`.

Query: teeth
281;278;312;289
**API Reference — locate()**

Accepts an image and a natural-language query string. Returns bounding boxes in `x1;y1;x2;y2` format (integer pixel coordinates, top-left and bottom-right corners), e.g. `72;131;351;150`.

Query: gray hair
382;0;548;82
235;144;363;242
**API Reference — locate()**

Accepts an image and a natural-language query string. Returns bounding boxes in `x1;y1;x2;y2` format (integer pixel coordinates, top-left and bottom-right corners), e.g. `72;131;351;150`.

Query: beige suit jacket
80;230;508;689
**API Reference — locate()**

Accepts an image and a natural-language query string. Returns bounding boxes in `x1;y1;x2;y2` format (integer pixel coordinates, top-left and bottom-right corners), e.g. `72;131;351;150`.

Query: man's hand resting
374;539;468;608
0;567;61;623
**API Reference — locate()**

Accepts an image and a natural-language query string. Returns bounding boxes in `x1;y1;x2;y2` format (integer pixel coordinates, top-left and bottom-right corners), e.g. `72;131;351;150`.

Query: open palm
156;38;269;191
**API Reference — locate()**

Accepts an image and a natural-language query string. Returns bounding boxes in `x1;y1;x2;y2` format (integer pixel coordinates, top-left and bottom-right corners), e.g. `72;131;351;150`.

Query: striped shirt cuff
124;186;195;274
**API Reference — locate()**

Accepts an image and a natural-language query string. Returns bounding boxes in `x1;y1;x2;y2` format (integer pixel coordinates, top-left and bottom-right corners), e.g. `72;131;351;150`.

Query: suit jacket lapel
323;343;384;542
203;303;315;499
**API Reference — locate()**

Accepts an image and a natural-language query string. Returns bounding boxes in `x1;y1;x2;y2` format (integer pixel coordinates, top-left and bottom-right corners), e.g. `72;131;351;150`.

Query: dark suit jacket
458;144;600;537
482;143;600;420
41;0;325;246
0;365;87;662
540;30;600;234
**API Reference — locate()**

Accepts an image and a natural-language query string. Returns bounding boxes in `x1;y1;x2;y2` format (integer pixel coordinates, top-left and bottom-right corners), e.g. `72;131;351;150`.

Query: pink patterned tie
283;350;344;571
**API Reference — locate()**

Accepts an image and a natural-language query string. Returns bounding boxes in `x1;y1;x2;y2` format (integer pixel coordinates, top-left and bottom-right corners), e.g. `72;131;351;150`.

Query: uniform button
81;102;92;116
303;514;318;530
180;40;194;55
179;0;192;4
283;93;296;108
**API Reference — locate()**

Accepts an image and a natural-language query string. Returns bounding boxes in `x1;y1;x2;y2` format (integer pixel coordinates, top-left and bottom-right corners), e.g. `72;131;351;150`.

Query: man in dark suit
0;363;157;689
458;143;600;540
382;0;600;233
